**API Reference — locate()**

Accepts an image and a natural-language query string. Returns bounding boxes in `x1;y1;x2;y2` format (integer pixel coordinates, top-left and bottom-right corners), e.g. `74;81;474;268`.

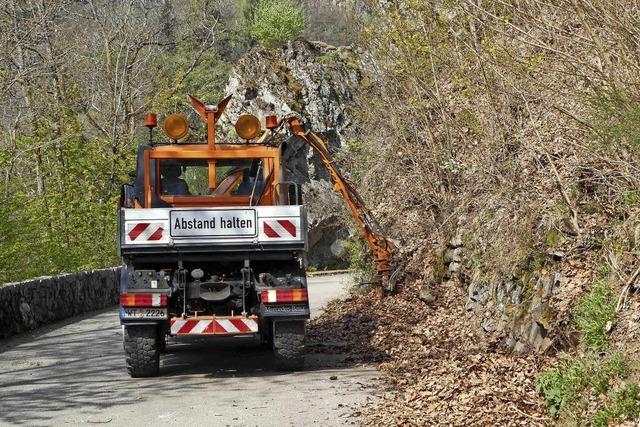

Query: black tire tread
123;325;160;377
273;320;305;371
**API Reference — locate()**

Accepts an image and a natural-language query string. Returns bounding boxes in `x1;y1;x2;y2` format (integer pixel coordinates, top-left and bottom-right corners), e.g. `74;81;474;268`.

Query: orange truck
117;95;396;377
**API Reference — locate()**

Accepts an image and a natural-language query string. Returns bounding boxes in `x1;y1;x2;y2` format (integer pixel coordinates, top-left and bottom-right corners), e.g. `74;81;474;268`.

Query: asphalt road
0;273;378;427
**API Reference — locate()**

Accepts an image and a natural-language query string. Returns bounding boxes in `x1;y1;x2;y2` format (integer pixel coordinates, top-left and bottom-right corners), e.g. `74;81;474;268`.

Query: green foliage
251;0;307;48
590;88;640;150
0;0;257;284
0;105;125;283
592;384;640;427
623;190;640;206
536;361;581;416
595;263;611;280
574;281;615;352
536;282;636;422
346;237;376;291
0;0;352;283
346;237;370;274
543;229;563;247
536;354;629;417
512;251;547;292
318;50;342;66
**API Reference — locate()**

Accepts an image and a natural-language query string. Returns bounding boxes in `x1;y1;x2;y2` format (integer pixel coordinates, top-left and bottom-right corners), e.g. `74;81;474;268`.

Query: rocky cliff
221;39;362;267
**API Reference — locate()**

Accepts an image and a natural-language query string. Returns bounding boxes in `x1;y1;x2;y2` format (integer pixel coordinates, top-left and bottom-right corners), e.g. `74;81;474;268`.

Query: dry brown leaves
308;277;551;426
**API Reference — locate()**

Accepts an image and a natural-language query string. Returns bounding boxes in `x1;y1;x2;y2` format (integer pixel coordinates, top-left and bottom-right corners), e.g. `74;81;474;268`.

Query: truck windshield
159;159;264;196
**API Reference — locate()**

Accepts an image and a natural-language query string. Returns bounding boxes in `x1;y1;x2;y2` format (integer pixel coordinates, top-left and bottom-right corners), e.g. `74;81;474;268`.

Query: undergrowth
536;354;628;417
592;384;640;427
536;282;640;425
345;237;376;292
574;281;615;353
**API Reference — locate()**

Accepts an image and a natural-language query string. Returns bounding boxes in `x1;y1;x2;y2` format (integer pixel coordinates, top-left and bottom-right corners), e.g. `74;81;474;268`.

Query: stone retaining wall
0;267;121;340
422;231;557;354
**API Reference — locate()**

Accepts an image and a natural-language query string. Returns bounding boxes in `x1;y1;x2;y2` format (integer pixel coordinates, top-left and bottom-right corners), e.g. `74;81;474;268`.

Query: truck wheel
123;325;160;377
272;320;305;371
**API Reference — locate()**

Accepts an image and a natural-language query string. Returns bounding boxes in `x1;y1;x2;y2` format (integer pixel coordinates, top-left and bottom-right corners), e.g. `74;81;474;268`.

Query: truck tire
272;320;305;371
123;325;160;377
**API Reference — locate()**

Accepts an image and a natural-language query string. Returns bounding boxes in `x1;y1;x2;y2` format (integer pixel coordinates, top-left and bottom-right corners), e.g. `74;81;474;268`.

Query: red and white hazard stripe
170;317;259;335
126;222;165;242
261;219;298;239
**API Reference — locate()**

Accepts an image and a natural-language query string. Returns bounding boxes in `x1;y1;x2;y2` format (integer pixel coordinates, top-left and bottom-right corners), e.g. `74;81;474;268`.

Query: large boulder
221;39;361;268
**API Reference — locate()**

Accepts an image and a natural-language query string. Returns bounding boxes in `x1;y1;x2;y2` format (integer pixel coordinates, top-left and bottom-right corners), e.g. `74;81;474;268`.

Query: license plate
122;308;168;319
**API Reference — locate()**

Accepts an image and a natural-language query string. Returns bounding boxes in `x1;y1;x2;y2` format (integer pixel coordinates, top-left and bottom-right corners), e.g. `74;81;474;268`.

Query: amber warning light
163;114;190;141
235;114;261;140
144;112;157;145
266;115;278;130
144;112;157;128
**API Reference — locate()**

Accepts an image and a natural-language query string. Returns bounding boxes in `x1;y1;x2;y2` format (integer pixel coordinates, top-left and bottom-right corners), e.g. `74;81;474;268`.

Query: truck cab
118;95;310;377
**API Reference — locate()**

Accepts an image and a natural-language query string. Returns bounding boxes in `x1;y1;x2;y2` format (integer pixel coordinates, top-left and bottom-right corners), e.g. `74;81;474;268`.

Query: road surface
0;273;378;427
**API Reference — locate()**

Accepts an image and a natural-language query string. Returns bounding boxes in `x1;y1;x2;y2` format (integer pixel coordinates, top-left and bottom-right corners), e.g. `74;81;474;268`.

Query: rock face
466;271;558;353
0;268;121;340
222;39;362;267
435;232;558;353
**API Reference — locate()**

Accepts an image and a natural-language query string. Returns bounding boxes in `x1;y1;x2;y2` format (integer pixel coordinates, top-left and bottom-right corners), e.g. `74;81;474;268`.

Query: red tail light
260;289;308;303
120;293;167;307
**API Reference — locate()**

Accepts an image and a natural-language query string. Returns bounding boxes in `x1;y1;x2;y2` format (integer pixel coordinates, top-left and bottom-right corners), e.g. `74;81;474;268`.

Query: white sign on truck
170;209;256;237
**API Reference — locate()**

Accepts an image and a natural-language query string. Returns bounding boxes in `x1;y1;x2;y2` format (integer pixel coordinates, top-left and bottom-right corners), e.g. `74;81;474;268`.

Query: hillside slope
309;1;640;425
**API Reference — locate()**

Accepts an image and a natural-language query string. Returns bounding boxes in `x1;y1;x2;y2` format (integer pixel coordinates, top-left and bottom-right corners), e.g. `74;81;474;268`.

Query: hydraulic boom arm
285;117;399;291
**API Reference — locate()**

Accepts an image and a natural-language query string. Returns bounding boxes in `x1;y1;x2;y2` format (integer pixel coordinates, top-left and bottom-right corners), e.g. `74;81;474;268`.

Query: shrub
592;383;640;427
536;359;586;416
536;354;629;419
346;237;371;273
251;0;307;48
574;281;615;352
